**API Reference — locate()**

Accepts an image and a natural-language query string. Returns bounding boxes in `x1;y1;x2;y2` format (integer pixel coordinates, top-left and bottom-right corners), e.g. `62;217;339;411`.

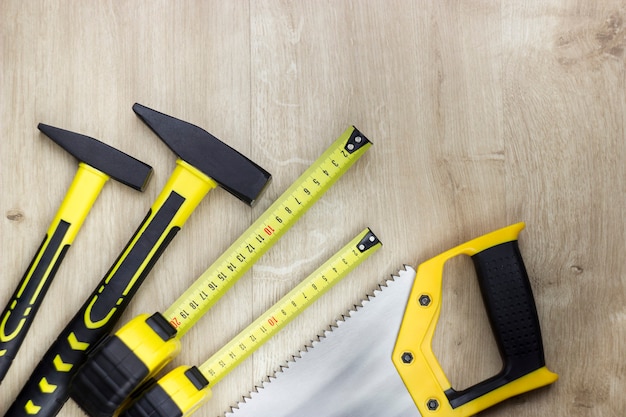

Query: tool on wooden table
121;228;382;417
5;104;271;417
227;223;558;417
0;124;152;384
70;126;372;417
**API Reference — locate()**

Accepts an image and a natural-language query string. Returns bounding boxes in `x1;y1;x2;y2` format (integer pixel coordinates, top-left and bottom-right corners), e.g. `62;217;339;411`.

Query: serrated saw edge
225;266;420;417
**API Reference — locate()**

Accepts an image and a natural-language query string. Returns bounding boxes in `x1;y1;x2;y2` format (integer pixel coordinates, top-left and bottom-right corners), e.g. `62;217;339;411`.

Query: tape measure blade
198;228;381;385
165;127;372;337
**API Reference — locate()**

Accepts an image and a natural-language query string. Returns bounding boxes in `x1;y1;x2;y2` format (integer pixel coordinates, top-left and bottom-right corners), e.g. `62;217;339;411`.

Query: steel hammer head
133;103;271;206
38;124;153;191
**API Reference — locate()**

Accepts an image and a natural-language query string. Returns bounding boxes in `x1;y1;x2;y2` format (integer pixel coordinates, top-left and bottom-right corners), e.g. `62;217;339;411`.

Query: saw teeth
226;266;416;416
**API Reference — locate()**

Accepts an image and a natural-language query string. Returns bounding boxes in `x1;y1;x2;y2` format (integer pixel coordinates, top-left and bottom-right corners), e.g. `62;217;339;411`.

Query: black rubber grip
71;313;177;417
119;382;183;417
0;221;71;383
5;193;184;417
446;240;547;408
71;335;150;417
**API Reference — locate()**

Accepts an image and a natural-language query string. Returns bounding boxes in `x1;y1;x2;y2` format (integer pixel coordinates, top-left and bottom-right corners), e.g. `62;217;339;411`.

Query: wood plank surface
1;1;624;416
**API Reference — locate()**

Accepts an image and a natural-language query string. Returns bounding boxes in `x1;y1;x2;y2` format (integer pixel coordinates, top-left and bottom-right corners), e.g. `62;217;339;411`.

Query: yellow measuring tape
165;127;371;336
120;228;382;417
71;126;373;416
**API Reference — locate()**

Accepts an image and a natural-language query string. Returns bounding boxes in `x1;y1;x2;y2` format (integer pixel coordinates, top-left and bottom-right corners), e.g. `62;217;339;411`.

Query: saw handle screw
426;399;440;411
401;352;414;364
419;294;431;307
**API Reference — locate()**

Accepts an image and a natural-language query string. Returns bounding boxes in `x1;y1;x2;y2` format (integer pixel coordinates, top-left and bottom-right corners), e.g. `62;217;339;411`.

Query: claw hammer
6;104;271;417
0;124;152;383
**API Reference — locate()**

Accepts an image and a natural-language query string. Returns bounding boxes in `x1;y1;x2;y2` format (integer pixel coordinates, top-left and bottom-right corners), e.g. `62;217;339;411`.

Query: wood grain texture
1;1;624;416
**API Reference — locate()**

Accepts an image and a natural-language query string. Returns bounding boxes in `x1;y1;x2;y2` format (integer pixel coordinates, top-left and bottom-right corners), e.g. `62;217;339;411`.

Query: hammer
6;104;271;417
0;124;152;384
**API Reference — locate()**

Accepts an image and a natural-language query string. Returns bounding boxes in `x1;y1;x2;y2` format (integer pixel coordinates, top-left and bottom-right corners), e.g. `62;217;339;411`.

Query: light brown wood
1;1;624;416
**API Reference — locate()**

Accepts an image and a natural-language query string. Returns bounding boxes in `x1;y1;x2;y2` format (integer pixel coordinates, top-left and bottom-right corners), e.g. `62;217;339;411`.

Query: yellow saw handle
392;222;558;416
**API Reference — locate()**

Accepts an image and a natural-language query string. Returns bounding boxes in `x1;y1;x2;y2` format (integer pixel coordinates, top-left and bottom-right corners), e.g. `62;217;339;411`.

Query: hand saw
227;222;558;417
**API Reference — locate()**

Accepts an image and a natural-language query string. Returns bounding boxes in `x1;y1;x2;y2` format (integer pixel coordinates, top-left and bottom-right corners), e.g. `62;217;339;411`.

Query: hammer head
38;124;153;191
133;103;271;206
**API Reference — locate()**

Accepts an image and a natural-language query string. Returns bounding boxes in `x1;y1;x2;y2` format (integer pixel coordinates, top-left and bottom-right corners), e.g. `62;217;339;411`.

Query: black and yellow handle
5;161;216;417
0;164;109;383
392;222;558;416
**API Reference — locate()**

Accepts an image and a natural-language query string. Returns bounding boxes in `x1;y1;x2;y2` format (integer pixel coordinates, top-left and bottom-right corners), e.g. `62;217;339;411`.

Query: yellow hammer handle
0;163;108;382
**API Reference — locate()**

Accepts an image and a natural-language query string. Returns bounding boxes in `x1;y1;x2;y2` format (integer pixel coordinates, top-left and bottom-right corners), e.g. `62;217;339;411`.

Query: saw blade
226;266;420;417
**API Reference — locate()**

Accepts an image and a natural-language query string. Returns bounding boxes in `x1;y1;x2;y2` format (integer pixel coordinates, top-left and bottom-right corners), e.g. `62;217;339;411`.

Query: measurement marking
163;127;371;336
198;228;381;385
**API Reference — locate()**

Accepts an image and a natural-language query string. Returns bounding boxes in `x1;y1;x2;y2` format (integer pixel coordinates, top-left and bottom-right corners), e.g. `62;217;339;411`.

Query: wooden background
1;1;624;416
